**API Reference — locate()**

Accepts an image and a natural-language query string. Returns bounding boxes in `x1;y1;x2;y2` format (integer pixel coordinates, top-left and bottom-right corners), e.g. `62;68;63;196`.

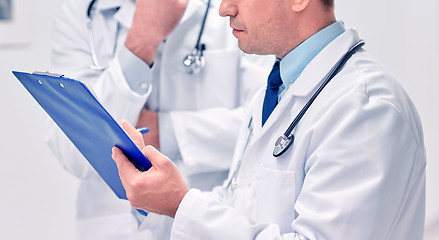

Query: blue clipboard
12;71;152;200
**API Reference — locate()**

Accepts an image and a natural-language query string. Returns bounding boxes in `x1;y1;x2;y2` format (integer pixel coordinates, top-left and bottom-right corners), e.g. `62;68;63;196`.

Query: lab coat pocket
196;49;241;109
253;167;296;233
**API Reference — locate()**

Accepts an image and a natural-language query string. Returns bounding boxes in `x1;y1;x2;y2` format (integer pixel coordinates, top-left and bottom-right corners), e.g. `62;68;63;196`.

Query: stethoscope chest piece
183;49;205;74
273;134;294;157
182;0;211;74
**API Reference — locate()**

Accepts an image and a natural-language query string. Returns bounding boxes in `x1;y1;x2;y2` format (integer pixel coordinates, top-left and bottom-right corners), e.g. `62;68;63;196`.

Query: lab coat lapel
113;0;135;29
250;29;361;143
94;0;125;10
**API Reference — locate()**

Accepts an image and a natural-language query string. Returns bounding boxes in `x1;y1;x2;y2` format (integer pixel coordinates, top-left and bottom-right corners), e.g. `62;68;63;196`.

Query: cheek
248;17;282;53
239;3;286;54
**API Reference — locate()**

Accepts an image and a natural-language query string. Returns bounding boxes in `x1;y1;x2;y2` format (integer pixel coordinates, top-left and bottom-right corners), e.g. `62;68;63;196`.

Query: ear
291;0;310;12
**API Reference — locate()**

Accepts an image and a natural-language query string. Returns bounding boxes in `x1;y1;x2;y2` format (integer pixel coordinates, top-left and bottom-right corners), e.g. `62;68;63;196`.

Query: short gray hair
321;0;333;9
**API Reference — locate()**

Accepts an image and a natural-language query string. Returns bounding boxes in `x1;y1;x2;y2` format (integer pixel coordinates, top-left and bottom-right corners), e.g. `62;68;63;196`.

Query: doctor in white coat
47;0;272;239
113;0;426;239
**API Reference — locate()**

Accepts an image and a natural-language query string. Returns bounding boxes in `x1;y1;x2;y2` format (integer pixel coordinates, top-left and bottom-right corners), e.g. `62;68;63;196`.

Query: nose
219;0;238;17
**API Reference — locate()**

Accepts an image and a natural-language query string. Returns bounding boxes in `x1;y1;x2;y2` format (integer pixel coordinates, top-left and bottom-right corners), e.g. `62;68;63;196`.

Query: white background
0;0;437;239
0;0;33;45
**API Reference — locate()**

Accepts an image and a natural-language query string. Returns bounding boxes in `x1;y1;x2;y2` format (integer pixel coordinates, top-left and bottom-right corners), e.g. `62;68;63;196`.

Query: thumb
120;120;145;150
141;145;171;170
112;146;141;182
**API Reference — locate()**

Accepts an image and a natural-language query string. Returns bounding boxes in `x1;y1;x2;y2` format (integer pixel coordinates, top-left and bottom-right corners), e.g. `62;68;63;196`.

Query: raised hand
125;0;188;65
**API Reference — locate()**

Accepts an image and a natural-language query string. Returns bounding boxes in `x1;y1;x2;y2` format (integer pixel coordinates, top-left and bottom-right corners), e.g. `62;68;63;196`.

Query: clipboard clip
33;71;65;78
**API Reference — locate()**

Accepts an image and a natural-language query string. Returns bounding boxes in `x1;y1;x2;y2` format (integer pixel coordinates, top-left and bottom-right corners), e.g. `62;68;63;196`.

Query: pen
137;127;150;134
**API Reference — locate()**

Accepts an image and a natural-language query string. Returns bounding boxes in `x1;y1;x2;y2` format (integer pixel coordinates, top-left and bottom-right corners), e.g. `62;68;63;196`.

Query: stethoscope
86;0;116;71
225;40;365;190
272;40;365;157
182;0;211;74
86;0;211;73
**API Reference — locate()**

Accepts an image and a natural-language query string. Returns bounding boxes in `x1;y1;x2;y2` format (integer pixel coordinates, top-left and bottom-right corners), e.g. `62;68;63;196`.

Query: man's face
219;0;291;57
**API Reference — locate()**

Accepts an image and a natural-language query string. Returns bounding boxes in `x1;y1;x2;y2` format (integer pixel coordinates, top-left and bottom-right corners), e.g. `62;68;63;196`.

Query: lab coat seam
383;150;425;240
302;86;416;175
169;112;194;167
344;92;424;239
359;92;424;160
353;55;403;124
355;58;424;153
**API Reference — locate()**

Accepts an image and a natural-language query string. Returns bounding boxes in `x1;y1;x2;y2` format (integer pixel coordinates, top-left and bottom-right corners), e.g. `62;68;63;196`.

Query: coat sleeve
46;0;151;179
170;91;426;239
169;53;274;176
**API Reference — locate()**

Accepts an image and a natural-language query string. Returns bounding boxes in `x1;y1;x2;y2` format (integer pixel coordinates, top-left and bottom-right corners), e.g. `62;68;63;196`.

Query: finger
112;147;141;183
120;120;145;149
141;145;172;170
111;147;130;188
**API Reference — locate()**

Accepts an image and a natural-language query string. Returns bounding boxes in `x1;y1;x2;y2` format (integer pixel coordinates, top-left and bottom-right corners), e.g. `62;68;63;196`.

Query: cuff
117;44;153;95
171;189;203;237
132;207;174;238
158;112;181;160
130;206;148;228
174;188;202;222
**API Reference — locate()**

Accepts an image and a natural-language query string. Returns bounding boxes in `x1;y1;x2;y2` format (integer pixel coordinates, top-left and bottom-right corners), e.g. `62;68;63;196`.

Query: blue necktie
262;61;282;126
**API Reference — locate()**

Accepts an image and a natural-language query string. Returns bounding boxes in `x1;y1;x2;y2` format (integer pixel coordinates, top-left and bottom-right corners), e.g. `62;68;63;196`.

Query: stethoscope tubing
194;0;211;52
273;40;365;157
284;40;365;137
86;0;109;71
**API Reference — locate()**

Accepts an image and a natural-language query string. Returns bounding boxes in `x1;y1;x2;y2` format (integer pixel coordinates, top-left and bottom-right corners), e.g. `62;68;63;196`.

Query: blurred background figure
46;0;273;239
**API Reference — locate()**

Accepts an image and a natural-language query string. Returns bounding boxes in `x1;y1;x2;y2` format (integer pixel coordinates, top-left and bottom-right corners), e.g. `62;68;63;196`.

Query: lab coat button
231;178;238;189
140;82;148;90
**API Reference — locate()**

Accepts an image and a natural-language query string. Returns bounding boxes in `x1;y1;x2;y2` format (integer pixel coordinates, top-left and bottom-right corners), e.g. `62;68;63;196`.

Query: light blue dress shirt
278;21;345;101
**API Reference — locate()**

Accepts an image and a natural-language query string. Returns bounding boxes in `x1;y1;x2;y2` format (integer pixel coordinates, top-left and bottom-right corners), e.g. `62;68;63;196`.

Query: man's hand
125;0;188;65
136;109;160;149
112;121;188;218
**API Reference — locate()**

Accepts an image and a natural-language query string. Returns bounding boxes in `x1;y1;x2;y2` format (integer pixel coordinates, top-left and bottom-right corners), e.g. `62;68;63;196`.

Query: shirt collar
279;21;346;89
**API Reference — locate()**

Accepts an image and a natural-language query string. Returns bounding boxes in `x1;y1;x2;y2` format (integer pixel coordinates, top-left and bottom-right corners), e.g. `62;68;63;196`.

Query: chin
237;42;254;55
239;45;271;57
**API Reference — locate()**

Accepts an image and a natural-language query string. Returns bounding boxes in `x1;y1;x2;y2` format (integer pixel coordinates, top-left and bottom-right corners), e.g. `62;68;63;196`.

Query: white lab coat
170;29;426;239
47;0;273;239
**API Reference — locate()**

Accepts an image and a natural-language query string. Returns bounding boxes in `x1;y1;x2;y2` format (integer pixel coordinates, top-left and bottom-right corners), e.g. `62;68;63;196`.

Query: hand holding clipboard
12;71;152;201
